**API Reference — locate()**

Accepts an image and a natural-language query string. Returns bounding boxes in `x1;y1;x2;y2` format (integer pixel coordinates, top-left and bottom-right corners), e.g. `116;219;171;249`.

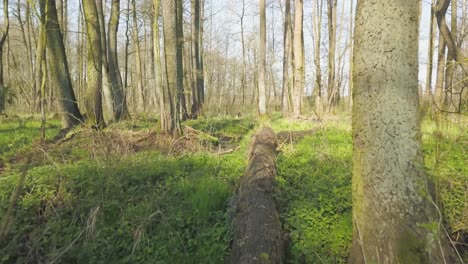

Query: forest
0;0;467;263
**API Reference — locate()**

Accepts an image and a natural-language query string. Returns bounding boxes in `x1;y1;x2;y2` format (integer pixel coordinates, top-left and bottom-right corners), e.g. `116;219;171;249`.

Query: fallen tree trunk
230;127;284;264
276;128;318;144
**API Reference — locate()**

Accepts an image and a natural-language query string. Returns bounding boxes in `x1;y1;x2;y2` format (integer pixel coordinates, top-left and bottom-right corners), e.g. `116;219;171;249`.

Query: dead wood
230;127;284;264
276;128;318;144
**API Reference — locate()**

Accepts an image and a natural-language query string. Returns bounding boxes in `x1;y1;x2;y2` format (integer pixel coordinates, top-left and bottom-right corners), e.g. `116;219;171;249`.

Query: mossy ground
0;114;466;263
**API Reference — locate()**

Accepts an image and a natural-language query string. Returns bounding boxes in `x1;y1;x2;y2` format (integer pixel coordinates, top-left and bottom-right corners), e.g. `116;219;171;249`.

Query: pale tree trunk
40;0;83;129
443;0;457;108
425;2;436;103
108;0;130;120
0;0;9;113
240;0;247;105
153;0;166;129
16;1;35;112
199;0;205;104
176;0;189;121
347;0;354;111
97;0;114;119
162;0;182;135
35;6;46;121
281;0;291;116
327;0;337;112
292;0;304;117
435;30;446;108
350;1;459;263
312;0;324;116
83;0;105;128
131;0;145;112
258;0;267;115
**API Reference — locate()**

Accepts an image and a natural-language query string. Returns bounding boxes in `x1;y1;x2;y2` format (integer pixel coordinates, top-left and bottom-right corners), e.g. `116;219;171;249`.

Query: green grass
274;121;353;263
0;115;466;263
0;116;257;264
0;118;61;157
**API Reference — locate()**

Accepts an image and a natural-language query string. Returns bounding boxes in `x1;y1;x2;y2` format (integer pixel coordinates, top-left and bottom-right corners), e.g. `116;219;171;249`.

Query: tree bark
40;0;83;129
108;0;130;120
96;0;114;119
0;0;9;113
162;0;182;135
258;0;267;115
82;0;105;128
131;0;145;112
312;0;324;115
435;30;447;107
230;127;283;264
292;0;304;117
190;0;203;119
327;0;337;111
443;0;457;108
350;1;459;263
153;0;166;129
281;0;291;116
425;3;436;102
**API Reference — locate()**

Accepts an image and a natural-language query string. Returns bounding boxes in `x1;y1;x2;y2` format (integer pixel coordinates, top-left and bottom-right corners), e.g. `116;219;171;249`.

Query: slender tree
131;0;145;112
327;0;337;111
312;0;324;115
0;0;9;113
108;0;130;120
82;0;105;128
40;0;83;128
191;0;203;118
258;0;267;115
350;1;459;262
425;1;436;103
153;0;166;128
161;0;182;135
292;0;304;117
281;0;291;116
443;0;457;108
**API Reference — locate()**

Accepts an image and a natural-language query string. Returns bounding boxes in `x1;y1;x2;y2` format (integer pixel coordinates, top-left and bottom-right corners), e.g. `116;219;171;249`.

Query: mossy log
230;127;284;264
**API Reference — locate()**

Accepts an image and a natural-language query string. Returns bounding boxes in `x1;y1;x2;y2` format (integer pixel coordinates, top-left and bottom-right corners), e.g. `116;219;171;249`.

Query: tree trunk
190;0;202;119
153;0;166;129
0;0;9;113
327;0;337;112
443;0;457;108
425;3;436;102
230;127;284;264
258;0;267;115
435;30;446;108
97;0;114;119
162;0;182;135
108;0;130;120
312;0;324;115
281;0;291;116
292;0;304;117
131;0;145;112
350;1;459;263
176;0;188;121
40;0;83;129
82;0;105;128
347;0;354;111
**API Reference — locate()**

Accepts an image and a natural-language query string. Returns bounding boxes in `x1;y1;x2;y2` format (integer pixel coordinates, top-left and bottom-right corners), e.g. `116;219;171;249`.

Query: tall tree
96;0;114;118
434;29;447;107
327;0;337;111
258;0;267;115
350;1;458;263
0;0;9;113
131;0;145;112
82;0;105;128
312;0;324;115
190;0;203;118
108;0;130;120
40;0;83;129
292;0;304;117
281;0;291;116
161;0;182;135
176;0;188;120
443;0;457;107
425;1;436;103
153;0;166;128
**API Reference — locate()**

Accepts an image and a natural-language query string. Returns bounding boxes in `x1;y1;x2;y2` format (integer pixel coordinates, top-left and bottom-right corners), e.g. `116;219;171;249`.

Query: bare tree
281;0;291;116
292;0;304;117
326;0;337;111
83;0;105;128
108;0;130;120
40;0;83;129
258;0;267;115
0;0;9;113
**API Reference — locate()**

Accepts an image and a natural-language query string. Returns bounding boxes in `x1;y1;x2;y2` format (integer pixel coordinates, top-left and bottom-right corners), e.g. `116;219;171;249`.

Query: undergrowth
0;116;256;263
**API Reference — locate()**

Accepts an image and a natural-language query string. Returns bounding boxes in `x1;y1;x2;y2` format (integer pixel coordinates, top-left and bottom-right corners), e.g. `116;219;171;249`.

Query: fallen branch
276;128;319;143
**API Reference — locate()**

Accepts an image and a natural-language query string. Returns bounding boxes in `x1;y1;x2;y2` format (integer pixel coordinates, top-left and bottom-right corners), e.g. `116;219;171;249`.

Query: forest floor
0;114;466;263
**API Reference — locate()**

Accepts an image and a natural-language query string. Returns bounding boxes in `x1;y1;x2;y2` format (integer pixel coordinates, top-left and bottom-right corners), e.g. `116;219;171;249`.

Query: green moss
397;230;426;263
